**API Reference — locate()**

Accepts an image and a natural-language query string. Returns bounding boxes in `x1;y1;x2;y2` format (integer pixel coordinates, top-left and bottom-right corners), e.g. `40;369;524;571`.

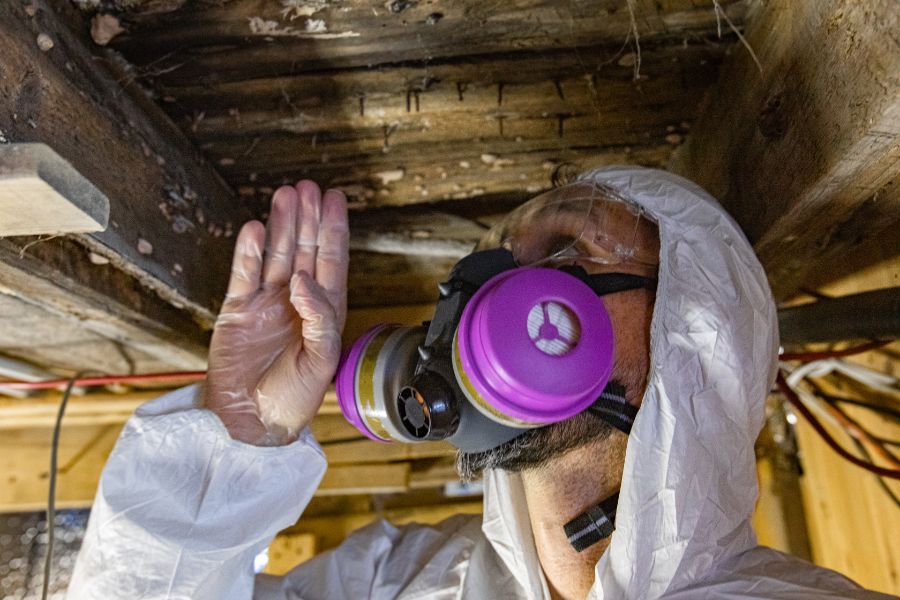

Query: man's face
456;182;660;480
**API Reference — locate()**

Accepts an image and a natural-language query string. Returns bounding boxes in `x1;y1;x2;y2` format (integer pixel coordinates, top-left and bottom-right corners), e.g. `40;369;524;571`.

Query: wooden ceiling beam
0;0;247;345
672;0;900;300
108;0;746;84
227;145;674;210
147;40;721;209
157;40;723;111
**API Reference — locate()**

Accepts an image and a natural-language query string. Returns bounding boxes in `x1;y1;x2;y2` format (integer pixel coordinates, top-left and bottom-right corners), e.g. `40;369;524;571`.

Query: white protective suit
68;167;891;599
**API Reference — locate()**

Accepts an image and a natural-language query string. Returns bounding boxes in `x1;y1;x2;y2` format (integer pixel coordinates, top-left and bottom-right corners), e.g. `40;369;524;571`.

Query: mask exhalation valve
397;373;460;440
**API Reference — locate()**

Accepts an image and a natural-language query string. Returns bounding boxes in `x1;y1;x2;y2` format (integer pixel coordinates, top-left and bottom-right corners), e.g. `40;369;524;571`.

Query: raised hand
203;181;349;446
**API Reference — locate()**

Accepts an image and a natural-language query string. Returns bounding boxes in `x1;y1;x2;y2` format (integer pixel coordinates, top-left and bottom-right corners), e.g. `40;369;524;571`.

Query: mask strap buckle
564;492;619;552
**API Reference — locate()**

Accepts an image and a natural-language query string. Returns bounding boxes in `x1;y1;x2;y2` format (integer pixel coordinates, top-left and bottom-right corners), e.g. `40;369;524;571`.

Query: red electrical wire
775;371;900;480
0;371;206;391
779;339;891;362
0;340;893;391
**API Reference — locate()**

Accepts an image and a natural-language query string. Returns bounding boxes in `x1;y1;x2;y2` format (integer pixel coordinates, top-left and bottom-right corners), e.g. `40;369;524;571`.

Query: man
68;167;888;599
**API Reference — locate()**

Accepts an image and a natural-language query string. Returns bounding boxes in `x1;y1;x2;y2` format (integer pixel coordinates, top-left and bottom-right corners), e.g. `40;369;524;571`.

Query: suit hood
481;166;779;599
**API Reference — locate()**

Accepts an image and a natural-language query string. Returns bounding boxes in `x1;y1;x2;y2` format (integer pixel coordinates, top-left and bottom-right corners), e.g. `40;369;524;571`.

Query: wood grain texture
0;144;109;236
157;41;722;207
110;0;746;83
673;0;900;299
794;379;900;595
0;0;247;325
0;423;420;511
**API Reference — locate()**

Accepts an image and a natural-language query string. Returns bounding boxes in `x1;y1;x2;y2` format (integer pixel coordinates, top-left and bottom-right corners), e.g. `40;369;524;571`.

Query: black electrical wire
42;373;80;600
776;373;900;479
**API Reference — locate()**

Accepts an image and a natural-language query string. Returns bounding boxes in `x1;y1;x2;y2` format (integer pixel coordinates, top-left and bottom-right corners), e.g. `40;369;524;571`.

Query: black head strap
564;492;619;552
588;381;637;435
563;382;634;552
558;265;657;297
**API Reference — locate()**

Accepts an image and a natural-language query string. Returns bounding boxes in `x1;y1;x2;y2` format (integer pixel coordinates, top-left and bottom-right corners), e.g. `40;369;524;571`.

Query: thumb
290;270;342;367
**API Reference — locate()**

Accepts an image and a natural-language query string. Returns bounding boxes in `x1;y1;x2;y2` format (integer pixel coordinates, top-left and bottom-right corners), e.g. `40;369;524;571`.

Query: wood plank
0;238;210;371
0;387;343;430
793;382;900;595
317;463;410;496
163;41;722;130
672;0;900;300
322;439;454;465
348;251;455;308
169;42;719;204
343;302;435;344
0;144;109;236
0;293;185;375
0;426;413;511
247;145;673;211
0;0;247;327
409;457;462;489
349;209;485;258
0;390;166;430
285;499;484;552
109;0;746;84
0;424;121;512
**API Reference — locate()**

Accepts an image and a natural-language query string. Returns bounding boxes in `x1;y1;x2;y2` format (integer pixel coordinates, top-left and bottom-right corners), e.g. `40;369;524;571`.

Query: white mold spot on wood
88;252;110;265
281;0;331;21
137;238;153;255
36;33;54;52
374;168;405;185
247;16;359;38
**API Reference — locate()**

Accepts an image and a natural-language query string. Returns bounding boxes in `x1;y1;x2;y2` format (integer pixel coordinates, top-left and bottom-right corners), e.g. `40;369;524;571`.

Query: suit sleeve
67;384;327;600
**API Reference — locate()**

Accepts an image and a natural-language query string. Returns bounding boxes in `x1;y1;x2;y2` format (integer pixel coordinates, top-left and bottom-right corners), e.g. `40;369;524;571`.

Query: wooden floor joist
0;0;249;371
672;0;900;299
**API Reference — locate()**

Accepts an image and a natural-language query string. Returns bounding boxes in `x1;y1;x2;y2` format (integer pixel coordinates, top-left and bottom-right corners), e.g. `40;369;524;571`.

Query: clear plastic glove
203;181;349;446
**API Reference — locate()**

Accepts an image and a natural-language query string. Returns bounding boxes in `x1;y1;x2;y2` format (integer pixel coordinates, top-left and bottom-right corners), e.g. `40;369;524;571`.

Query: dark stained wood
0;236;209;370
0;0;248;327
108;0;746;85
673;0;900;300
0;0;751;372
153;41;723;206
348;250;455;308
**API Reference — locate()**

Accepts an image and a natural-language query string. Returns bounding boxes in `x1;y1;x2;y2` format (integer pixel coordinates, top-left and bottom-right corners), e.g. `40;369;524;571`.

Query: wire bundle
777;340;900;509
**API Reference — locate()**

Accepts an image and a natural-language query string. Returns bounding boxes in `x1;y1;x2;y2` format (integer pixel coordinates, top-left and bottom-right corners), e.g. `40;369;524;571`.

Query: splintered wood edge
0;143;109;236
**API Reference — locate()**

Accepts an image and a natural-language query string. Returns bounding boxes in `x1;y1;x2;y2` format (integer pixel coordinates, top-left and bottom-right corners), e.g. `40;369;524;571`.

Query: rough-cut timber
109;0;746;84
0;0;248;328
139;39;727;207
673;0;900;299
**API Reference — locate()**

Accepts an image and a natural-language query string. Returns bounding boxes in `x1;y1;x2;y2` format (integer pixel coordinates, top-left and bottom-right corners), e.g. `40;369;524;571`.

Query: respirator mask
336;182;659;455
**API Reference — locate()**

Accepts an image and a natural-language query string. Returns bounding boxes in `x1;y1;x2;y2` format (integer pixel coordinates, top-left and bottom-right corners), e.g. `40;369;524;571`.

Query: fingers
261;186;299;286
294;180;322;277
226;220;265;298
290;271;342;365
315;189;349;326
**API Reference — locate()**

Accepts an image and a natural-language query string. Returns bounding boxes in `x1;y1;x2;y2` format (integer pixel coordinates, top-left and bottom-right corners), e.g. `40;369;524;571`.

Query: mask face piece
336;247;653;453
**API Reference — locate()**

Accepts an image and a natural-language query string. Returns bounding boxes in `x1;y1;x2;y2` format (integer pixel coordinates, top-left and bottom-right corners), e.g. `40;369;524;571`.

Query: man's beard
455;409;616;481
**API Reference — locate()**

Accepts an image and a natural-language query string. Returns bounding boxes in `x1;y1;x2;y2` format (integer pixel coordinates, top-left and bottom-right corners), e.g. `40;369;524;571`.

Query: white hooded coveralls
68;168;891;599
